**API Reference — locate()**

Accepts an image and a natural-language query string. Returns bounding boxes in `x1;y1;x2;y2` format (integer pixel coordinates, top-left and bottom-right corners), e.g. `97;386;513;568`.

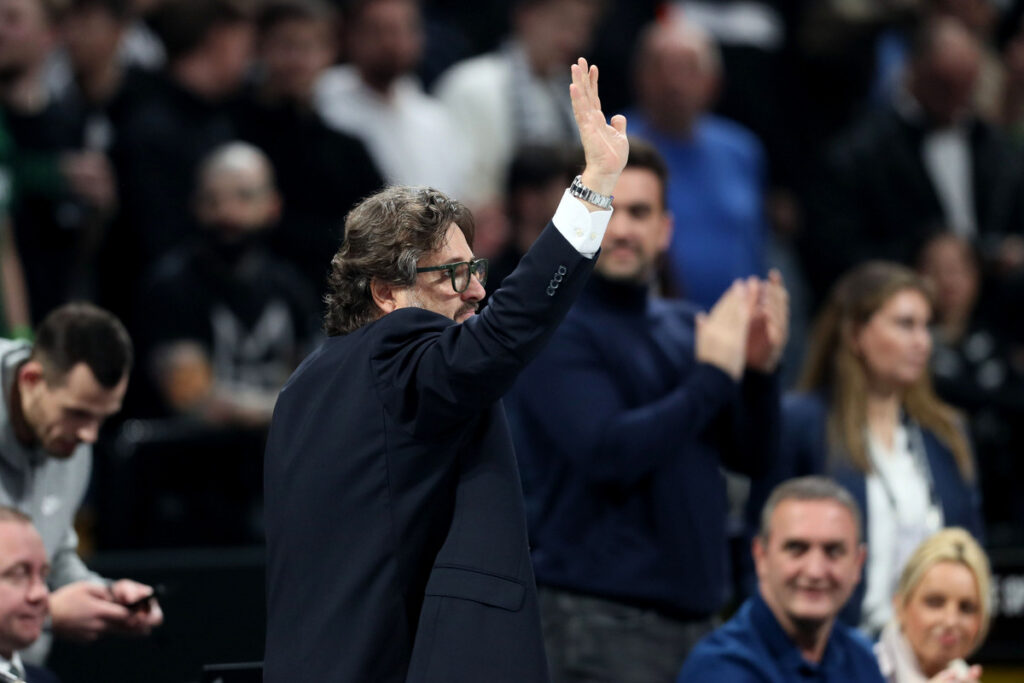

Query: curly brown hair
323;186;475;336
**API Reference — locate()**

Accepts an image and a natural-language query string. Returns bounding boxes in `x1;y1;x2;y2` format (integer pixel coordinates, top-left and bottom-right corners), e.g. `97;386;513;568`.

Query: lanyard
866;419;943;526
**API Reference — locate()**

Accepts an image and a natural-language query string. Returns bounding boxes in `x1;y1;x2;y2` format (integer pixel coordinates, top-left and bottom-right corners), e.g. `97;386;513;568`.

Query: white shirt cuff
551;189;612;259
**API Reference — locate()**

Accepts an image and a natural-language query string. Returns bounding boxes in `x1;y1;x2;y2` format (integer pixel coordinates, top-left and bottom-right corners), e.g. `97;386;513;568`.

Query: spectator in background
747;262;983;637
998;4;1024;141
628;18;768;310
57;0;157;137
433;0;603;206
314;0;467;197
0;0;117;323
505;141;787;682
137;143;318;428
0;507;57;682
679;477;883;683
104;0;252;318
485;144;575;295
234;0;383;294
802;16;1024;300
876;528;989;683
0;303;162;663
917;234;1024;545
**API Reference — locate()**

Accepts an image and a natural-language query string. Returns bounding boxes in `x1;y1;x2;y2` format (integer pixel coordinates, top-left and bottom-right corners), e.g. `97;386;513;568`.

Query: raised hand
746;269;790;373
696;279;756;380
569;58;628;197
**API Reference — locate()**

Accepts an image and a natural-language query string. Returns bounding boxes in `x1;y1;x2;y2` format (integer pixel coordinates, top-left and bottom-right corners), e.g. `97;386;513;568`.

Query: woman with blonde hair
746;261;983;634
876;528;991;682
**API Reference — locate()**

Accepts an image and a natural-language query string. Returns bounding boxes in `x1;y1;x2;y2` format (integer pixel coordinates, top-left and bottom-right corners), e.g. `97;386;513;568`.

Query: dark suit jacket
25;663;60;683
745;392;984;626
264;223;595;682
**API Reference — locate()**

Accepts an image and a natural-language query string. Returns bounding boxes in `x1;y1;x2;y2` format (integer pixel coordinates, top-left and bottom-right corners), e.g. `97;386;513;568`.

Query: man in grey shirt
0;303;161;659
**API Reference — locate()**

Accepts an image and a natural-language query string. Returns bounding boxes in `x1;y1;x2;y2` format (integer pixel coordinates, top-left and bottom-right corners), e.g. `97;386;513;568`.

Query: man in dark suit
802;15;1024;301
263;58;629;682
0;507;60;683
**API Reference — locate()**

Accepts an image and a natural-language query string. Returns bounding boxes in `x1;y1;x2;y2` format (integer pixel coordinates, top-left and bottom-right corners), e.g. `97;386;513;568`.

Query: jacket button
546;286;556;296
557;266;567;275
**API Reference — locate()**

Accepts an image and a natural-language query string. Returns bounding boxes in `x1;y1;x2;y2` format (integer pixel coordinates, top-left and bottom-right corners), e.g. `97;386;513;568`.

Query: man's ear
659;210;674;253
853;542;868;584
370;278;400;315
752;536;766;580
18;360;46;391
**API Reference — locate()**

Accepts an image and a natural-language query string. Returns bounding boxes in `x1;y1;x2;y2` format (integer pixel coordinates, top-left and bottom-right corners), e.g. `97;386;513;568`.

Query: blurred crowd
0;0;1021;673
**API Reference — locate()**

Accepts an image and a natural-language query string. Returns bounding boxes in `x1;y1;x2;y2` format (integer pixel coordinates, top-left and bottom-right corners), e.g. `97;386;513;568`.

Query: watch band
569;175;613;210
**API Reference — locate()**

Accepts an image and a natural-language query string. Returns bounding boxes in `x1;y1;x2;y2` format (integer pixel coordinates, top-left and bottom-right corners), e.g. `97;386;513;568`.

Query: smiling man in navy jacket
262;59;628;682
505;140;788;682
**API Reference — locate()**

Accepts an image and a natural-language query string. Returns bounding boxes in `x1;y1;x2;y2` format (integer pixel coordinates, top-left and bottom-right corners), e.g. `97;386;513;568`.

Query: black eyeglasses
415;258;489;293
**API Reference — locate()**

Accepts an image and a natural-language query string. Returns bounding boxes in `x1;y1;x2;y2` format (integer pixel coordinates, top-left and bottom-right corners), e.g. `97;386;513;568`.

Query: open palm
569;58;628;195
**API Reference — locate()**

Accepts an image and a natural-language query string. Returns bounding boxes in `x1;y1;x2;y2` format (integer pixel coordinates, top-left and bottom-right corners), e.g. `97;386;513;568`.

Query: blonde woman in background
877;528;991;682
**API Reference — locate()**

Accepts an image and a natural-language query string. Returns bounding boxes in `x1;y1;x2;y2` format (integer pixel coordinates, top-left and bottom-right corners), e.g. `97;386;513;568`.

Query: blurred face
896;561;983;677
596;167;671;284
397;223;484;323
755;500;865;634
19;362;126;459
195;163;279;237
854;289;933;392
202;22;253;98
637;28;716;132
0;521;48;658
62;5;124;77
512;176;566;250
910;25;981;126
347;0;421;90
259;17;334;101
0;0;54;78
918;237;978;325
517;0;600;76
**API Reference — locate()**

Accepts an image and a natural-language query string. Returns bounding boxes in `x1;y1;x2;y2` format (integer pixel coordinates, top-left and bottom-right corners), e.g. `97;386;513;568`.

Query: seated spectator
57;0;158;134
0;0;117;323
628;17;768;309
137;142;319;427
679;476;884;683
0;303;162;663
875;527;990;683
433;0;603;205
0;507;57;682
747;261;983;636
105;0;252;301
802;16;1024;300
234;0;383;294
314;0;467;198
918;233;1024;544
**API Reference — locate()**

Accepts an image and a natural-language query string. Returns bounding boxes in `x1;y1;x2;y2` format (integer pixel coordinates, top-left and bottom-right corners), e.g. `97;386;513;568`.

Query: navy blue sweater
505;275;780;617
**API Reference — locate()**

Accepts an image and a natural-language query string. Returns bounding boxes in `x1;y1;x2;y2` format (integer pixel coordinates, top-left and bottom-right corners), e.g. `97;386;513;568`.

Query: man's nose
803;549;829;577
25;573;48;604
462;273;486;302
77;421;100;444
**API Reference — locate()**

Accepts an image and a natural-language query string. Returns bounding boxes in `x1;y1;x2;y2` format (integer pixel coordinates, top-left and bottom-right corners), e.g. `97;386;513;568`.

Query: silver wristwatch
569;175;613;210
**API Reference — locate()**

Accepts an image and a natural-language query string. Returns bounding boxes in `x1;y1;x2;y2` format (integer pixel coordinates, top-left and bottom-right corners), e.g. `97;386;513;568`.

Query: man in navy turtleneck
505;139;789;683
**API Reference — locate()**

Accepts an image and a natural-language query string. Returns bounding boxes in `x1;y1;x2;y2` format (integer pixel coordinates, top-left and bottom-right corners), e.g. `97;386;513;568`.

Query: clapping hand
746;269;789;373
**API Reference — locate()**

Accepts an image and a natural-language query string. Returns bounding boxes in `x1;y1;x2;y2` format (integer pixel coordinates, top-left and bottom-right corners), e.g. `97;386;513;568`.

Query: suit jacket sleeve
371;223;596;439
